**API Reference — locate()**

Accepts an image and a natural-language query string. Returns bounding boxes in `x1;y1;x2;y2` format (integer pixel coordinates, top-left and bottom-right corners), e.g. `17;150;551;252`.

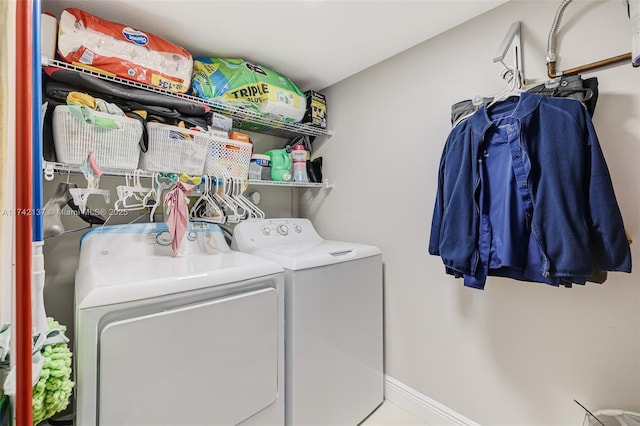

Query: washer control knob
277;224;289;236
187;231;198;241
156;231;173;246
294;225;302;233
262;227;271;236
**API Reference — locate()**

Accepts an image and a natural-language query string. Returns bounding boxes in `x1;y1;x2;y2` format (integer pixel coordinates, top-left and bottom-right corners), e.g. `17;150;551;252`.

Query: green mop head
32;318;74;425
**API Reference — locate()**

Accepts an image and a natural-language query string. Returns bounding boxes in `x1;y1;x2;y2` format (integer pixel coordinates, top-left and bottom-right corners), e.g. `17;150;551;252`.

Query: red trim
15;1;33;425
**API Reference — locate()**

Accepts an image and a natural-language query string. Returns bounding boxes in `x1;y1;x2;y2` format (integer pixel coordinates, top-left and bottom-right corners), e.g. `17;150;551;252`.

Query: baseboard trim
384;375;480;426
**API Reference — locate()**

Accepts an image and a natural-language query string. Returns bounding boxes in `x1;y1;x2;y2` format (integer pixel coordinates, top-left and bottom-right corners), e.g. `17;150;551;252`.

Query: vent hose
547;0;574;77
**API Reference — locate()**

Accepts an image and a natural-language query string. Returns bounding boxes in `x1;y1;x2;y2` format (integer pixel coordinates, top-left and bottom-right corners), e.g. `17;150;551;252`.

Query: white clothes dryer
232;218;383;426
74;222;284;426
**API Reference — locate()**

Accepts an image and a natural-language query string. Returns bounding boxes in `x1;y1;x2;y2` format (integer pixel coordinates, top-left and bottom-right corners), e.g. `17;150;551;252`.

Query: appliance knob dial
277;224;289;236
262;227;271;236
187;231;198;241
156;231;173;246
294;225;302;233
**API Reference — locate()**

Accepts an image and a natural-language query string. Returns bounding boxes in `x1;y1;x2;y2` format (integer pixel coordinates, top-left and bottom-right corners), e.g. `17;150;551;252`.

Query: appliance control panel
82;222;229;262
152;223;221;248
233;218;322;250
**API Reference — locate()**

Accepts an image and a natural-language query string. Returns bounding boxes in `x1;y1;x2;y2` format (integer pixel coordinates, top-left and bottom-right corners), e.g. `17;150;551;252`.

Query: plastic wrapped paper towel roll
57;8;193;93
41;13;57;60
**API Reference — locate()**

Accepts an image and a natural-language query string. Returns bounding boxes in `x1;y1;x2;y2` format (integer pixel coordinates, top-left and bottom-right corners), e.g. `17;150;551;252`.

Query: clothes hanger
114;170;153;211
487;64;523;109
232;178;265;219
148;172;177;221
203;177;226;223
212;176;240;223
451;66;523;126
189;176;225;223
223;177;246;221
69;153;110;215
230;178;254;219
49;168;106;227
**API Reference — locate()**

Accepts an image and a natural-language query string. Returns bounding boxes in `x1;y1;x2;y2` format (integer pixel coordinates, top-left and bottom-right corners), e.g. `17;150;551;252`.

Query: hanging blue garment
429;92;631;289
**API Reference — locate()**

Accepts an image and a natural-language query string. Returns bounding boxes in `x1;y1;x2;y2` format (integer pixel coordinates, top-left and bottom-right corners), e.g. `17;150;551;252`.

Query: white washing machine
232;218;383;426
74;222;285;426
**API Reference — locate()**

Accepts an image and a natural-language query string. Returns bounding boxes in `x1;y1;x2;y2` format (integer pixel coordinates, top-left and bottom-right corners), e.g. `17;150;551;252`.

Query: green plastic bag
191;58;306;122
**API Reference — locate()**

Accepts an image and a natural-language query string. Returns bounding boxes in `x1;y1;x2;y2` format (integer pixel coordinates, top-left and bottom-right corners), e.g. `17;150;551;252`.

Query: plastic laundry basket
139;122;209;175
203;136;252;178
52;105;142;169
582;409;640;426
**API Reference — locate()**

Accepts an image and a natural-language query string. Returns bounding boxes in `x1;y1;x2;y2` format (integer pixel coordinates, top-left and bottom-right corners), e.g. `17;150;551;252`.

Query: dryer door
98;287;278;426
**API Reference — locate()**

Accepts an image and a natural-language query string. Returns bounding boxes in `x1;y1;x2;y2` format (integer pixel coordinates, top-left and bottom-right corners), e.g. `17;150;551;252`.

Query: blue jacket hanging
429;92;631;286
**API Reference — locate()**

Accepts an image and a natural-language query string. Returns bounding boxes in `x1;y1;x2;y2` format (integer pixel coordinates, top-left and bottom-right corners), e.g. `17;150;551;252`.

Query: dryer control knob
294;225;302;233
262;227;271;236
277;224;289;236
156;231;173;246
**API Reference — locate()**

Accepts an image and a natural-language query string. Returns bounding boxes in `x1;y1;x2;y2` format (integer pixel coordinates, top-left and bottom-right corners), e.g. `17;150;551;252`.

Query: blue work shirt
429;93;631;288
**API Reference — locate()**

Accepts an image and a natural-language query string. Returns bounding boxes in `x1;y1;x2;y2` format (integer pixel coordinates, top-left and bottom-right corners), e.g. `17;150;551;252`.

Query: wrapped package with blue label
57;8;193;93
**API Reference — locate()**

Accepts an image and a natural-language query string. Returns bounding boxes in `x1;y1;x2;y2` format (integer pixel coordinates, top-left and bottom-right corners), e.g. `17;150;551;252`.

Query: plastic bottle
292;145;309;182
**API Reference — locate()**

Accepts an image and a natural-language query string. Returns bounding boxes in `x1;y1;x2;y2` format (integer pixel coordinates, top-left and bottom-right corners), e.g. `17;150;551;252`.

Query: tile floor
359;401;428;426
41;400;427;426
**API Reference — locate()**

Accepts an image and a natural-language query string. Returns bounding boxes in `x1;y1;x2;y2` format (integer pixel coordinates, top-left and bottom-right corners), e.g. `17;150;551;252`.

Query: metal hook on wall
494;21;524;83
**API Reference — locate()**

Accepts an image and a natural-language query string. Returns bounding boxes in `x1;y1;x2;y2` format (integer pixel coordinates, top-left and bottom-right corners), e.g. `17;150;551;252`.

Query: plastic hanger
180;173;202;186
189;176;225;223
69;153;110;214
148;172;177;221
212;177;240;223
231;178;254;220
69;187;110;214
487;65;523;109
232;178;265;219
451;72;521;127
223;177;246;221
114;170;153;211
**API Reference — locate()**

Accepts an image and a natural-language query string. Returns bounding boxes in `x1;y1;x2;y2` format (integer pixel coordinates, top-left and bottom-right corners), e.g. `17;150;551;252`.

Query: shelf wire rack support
42;57;334;140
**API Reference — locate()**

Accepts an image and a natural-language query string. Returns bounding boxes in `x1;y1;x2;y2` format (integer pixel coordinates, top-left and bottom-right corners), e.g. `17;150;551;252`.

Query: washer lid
232;218;381;270
75;223;283;309
244;240;381;270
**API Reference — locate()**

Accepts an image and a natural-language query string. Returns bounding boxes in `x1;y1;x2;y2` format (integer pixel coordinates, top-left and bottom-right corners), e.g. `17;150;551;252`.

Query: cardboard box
209;112;233;132
303;90;327;129
229;131;251;143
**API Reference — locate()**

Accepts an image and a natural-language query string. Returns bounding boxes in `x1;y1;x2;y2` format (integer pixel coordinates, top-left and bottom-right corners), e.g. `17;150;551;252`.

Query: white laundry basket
139;123;209;175
582;409;640;426
203;136;252;178
52;105;142;169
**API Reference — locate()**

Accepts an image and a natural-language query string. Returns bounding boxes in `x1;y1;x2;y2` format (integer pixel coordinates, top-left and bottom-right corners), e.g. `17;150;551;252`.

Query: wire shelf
43;58;334;140
248;179;332;189
43;162;331;188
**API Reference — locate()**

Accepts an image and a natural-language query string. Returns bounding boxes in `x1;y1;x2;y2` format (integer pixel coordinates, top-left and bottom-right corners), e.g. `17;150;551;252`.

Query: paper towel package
57;8;193;93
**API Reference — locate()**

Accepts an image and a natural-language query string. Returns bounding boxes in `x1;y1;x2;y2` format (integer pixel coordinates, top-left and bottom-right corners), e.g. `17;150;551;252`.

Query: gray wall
304;0;640;423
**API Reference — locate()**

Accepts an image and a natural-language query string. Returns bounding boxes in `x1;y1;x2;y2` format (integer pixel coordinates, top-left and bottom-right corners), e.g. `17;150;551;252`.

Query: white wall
304;0;640;424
